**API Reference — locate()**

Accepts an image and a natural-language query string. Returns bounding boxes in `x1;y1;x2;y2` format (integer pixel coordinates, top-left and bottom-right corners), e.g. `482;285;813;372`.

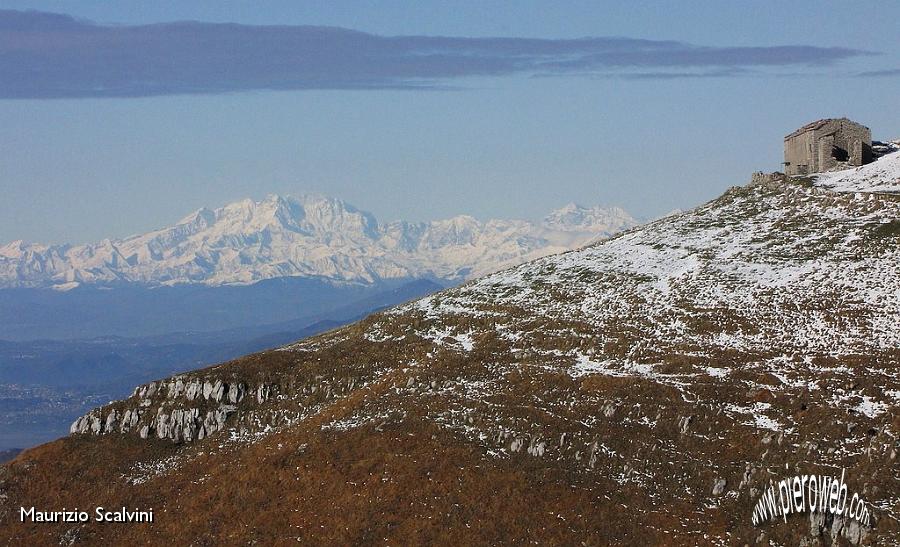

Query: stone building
783;118;872;176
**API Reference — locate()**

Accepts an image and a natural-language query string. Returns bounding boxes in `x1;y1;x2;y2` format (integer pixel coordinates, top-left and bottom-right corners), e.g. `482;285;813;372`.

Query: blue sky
2;1;899;244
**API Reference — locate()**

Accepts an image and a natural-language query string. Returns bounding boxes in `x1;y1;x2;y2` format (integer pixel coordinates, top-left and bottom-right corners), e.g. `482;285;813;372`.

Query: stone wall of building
783;118;872;175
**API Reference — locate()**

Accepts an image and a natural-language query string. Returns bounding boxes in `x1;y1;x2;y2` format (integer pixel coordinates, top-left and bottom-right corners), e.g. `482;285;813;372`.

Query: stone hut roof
784;119;837;140
784;118;868;140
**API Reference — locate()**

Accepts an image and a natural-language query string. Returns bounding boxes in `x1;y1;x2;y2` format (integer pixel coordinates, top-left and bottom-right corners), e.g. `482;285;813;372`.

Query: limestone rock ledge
70;375;278;443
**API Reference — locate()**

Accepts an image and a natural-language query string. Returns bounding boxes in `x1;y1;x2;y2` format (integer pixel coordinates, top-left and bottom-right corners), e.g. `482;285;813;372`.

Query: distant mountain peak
553;202;584;212
0;194;639;289
542;202;635;232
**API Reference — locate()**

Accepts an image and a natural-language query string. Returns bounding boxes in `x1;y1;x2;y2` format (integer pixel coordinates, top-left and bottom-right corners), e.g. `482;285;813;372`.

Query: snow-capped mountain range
0;195;638;289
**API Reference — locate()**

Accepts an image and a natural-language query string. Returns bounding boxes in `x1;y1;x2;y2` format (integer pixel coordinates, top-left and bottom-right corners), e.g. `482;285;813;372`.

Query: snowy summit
0;195;638;289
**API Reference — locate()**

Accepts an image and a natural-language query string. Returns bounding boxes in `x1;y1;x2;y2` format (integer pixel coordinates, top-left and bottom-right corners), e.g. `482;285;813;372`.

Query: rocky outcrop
146;406;236;442
808;510;870;545
749;171;787;186
70;371;377;444
70;374;279;443
131;377;251;404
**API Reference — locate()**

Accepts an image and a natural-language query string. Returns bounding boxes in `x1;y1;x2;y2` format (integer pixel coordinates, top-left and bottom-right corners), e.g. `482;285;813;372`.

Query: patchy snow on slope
815;146;900;193
366;172;900;439
724;403;785;432
854;396;889;418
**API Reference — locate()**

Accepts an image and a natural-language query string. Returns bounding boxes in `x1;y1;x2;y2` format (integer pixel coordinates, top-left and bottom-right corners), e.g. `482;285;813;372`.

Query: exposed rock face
749;171;787;186
712;478;727;496
70;375;273;443
808;511;870;545
68;368;378;444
